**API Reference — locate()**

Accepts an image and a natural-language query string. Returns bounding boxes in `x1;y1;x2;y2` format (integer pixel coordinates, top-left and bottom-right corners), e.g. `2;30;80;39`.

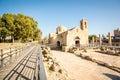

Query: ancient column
92;36;94;44
108;32;112;46
99;34;102;46
95;37;97;45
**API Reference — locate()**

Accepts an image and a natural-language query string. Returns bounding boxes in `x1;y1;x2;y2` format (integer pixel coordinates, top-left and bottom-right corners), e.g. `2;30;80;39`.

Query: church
49;19;89;51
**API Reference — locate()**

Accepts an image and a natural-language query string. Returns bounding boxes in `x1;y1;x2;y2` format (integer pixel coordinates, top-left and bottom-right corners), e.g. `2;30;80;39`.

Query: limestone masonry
49;19;88;51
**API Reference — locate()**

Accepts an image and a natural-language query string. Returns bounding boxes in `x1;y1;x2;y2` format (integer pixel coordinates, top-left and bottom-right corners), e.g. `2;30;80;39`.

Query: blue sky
0;0;120;37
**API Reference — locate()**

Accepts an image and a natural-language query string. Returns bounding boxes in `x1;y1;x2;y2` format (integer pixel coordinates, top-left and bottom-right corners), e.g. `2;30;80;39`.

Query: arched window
85;22;87;28
75;36;80;40
85;22;86;25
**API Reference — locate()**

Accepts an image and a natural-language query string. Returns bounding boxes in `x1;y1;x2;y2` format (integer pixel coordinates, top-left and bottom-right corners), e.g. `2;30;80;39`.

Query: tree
0;16;10;42
33;28;42;41
42;37;48;44
0;13;42;42
0;27;9;42
89;34;97;41
2;13;16;42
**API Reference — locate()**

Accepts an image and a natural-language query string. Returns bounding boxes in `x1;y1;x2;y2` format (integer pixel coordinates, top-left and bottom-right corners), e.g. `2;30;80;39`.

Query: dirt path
52;50;120;80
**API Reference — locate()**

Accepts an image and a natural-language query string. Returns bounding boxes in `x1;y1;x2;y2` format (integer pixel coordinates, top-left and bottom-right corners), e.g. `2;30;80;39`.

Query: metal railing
38;45;47;80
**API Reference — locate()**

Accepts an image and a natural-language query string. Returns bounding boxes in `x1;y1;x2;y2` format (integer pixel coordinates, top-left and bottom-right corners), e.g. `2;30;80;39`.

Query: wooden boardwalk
0;45;43;80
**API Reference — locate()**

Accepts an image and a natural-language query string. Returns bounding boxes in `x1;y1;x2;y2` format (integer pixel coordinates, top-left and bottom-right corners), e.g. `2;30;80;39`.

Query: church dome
56;25;67;34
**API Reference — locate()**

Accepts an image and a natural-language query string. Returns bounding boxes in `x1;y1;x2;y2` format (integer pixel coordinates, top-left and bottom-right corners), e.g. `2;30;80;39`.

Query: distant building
102;28;120;46
112;28;120;46
49;19;89;51
114;28;120;37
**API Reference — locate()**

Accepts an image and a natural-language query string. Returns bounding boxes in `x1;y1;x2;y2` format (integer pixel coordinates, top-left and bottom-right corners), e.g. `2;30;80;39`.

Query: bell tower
80;19;88;30
80;19;88;44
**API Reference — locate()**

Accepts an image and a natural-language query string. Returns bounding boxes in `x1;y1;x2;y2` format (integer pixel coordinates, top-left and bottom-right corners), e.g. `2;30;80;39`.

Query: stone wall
49;19;89;51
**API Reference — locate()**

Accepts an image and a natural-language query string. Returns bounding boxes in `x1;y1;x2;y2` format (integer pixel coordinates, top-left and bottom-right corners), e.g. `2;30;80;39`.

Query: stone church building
49;19;88;51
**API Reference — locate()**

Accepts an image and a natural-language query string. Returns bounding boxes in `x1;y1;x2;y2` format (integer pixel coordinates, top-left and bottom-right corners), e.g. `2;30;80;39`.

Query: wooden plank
0;45;44;80
0;46;35;80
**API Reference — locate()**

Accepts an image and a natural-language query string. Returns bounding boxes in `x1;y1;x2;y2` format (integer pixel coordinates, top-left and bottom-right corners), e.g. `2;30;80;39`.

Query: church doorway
75;36;80;47
75;40;80;47
57;41;61;47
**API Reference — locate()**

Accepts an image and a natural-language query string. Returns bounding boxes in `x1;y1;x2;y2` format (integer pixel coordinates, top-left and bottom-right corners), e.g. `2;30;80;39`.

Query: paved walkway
52;50;120;80
0;46;39;80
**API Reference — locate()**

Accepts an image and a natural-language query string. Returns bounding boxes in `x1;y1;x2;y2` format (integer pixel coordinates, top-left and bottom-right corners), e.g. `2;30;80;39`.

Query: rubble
98;47;120;56
41;46;71;80
68;47;120;73
78;52;120;73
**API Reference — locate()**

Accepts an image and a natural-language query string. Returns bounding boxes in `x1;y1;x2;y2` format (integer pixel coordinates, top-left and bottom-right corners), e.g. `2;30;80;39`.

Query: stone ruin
41;45;72;80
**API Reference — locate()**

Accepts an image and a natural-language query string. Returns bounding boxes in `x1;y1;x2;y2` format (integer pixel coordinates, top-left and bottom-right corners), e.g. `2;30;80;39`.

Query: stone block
62;46;69;52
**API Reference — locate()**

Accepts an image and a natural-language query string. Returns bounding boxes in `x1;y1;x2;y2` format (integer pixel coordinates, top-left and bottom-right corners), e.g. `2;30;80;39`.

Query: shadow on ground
103;73;120;80
3;48;38;80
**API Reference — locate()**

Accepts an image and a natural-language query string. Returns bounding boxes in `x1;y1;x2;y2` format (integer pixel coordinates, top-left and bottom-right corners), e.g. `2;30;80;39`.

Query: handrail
38;45;47;80
0;44;32;68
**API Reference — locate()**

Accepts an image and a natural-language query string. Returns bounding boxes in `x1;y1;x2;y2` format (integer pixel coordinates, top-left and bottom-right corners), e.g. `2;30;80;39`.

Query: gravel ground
52;50;120;80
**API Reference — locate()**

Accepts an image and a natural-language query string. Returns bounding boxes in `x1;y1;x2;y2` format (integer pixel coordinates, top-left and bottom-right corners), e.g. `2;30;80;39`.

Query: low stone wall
78;53;120;73
68;47;120;73
62;46;70;52
96;50;120;56
98;47;120;56
69;47;94;54
41;46;71;80
69;46;120;56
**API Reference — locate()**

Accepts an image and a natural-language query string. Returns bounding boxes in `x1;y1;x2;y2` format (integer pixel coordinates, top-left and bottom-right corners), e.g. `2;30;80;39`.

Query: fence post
17;47;19;54
10;48;12;63
15;47;17;58
19;46;21;56
20;47;22;54
22;46;24;54
1;49;3;67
